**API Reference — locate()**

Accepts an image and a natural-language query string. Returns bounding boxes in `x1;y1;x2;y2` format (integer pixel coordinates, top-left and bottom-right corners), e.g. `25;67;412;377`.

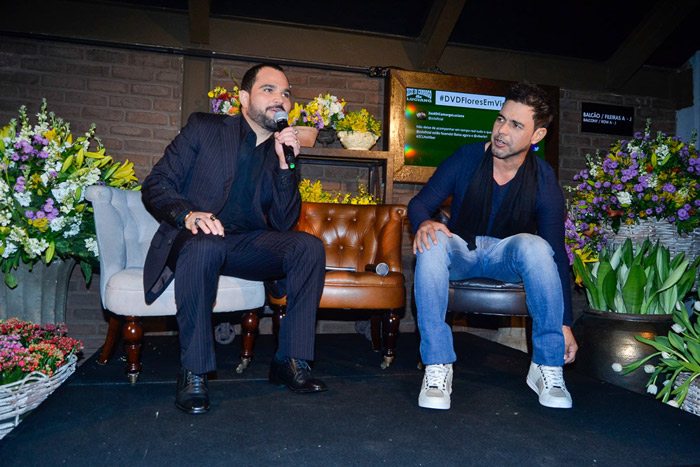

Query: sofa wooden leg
237;310;259;373
98;315;123;365
123;316;143;384
381;311;400;369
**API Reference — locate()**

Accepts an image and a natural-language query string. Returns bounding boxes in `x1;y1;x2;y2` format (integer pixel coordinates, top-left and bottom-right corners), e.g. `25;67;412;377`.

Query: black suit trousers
171;229;325;374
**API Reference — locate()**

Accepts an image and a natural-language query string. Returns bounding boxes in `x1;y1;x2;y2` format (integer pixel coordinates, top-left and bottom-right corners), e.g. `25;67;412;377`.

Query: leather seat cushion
448;278;528;316
269;271;405;310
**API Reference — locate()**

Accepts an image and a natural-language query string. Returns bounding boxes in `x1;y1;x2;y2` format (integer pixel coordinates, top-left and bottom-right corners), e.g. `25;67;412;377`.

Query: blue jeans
415;232;564;366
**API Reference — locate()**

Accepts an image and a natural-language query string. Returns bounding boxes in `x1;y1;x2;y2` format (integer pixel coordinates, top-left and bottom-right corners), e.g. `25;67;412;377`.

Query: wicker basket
0;354;77;439
675;372;700;417
601;220;700;261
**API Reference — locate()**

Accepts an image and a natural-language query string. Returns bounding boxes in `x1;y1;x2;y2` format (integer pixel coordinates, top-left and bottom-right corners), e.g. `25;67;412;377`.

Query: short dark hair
505;82;554;129
240;63;286;93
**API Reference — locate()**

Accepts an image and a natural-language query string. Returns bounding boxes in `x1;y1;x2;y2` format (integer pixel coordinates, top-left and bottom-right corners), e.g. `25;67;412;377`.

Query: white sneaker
418;364;453;410
526;361;572;409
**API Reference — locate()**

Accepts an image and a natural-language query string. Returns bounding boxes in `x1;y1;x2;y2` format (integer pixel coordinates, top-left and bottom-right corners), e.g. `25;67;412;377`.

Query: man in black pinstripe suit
142;64;327;414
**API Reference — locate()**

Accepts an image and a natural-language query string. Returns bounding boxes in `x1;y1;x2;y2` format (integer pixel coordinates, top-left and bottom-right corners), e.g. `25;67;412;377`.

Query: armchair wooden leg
370;313;382;351
381;311;400;369
98;315;123;365
272;306;286;353
123;316;144;384
237;310;260;373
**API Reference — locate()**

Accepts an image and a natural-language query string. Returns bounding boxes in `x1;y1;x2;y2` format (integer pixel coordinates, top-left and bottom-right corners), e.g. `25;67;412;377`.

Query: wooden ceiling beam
188;0;210;44
606;0;697;90
417;0;467;70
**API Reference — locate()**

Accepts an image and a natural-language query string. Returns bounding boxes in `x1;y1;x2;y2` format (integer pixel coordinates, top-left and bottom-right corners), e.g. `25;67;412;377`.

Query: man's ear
239;90;249;109
531;127;547;144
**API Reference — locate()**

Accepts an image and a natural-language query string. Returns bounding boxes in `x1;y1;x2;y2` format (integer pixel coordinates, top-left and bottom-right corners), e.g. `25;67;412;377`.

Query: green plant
572;238;698;314
619;304;700;407
0;101;140;287
298;179;377;205
335;109;382;137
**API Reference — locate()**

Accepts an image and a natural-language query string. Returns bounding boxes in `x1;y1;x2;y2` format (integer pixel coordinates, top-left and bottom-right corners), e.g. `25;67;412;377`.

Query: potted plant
0;101;139;323
618;301;700;415
572;238;699;393
286;94;346;147
565;121;700;261
335;109;382;150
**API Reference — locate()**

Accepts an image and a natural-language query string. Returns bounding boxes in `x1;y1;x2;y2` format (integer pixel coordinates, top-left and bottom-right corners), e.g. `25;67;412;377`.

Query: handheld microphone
365;263;389;276
273;110;296;170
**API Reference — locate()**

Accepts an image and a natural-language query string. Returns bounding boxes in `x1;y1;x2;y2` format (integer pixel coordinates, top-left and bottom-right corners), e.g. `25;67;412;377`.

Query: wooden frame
386;69;560;184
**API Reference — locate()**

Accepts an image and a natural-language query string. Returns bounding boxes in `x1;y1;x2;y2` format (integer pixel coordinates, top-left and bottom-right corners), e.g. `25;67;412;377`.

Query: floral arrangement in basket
565;121;700;264
616;302;700;409
0;318;82;386
335;109;382;137
0;101;140;287
299;179;377;205
288;93;346;130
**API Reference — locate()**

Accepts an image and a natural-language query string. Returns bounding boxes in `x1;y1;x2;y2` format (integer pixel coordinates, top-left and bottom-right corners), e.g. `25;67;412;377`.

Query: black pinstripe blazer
141;112;301;304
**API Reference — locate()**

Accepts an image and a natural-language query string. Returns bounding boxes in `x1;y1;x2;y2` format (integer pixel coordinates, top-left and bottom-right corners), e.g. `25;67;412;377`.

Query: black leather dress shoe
175;368;210;414
269;356;328;393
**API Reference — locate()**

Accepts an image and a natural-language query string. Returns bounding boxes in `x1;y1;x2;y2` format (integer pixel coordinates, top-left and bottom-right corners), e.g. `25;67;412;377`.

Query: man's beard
247;102;280;132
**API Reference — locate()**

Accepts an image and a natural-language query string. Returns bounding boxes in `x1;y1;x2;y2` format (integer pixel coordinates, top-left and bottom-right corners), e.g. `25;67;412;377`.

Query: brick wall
0;36;682;357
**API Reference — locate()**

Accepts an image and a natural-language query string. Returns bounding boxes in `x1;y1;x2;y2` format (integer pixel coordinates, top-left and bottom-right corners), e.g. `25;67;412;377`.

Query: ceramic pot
337;131;378;150
294;126;319;147
0;258;76;324
316;127;337;146
574;308;673;395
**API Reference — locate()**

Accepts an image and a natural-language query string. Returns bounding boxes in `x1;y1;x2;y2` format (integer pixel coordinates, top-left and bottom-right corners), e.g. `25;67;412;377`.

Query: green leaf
45;241;55;263
622;264;646;314
4;272;17;289
601;266;618;312
80;261;93;286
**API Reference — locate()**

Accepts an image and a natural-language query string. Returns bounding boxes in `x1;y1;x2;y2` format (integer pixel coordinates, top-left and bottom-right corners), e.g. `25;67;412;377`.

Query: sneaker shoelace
538;365;565;390
425;365;449;391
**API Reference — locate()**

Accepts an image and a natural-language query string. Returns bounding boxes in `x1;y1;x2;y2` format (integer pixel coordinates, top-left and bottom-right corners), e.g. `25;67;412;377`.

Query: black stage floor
1;331;699;466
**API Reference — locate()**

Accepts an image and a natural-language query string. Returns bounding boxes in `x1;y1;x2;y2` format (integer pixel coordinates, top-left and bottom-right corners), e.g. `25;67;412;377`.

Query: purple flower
663;183;676;193
25;210;35;219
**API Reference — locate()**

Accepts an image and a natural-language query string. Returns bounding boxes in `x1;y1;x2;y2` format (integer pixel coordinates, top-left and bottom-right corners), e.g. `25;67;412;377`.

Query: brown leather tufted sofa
269;201;407;368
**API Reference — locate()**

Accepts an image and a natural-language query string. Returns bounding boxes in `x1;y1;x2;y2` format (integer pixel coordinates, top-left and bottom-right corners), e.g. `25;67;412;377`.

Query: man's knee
179;234;226;265
507;233;553;260
290;231;325;264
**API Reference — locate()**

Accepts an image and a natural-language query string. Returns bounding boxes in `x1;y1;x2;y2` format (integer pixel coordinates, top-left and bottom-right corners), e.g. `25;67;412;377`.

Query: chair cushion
448;278;528;316
319;270;405;309
104;268;265;317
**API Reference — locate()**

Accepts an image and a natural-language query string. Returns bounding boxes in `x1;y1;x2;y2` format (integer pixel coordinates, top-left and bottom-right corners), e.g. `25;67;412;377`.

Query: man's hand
274;126;301;170
185;211;224;236
563;325;578;364
413;220;453;254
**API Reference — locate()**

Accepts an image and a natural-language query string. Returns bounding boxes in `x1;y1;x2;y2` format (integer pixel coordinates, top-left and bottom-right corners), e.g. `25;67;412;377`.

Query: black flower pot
316;127;337;146
574;308;673;395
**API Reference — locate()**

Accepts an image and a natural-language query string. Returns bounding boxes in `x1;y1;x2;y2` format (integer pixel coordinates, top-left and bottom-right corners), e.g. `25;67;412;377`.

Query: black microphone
365;263;389;276
273;110;296;170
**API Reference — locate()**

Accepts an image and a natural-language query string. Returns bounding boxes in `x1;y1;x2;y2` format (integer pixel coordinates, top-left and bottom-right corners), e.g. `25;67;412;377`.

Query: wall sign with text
581;102;634;136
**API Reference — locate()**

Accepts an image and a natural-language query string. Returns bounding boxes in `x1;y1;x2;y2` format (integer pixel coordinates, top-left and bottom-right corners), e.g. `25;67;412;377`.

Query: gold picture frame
385;69;559;184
